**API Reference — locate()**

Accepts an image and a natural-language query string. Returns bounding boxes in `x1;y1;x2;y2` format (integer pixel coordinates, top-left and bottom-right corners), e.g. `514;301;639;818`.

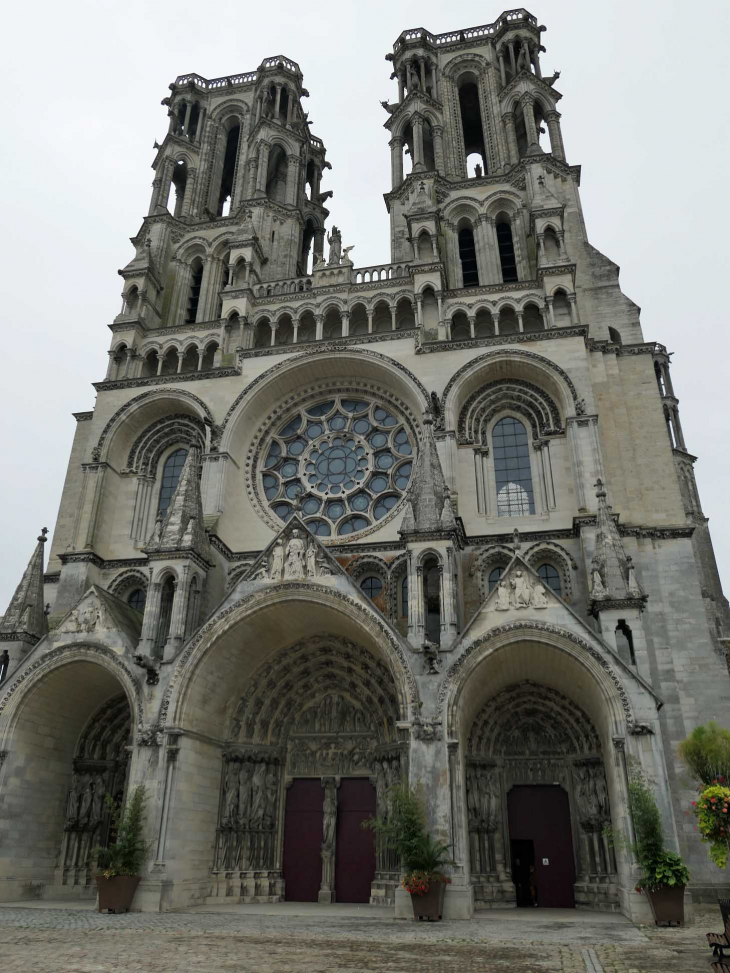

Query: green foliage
678;722;730;786
692;784;730;869
626;767;690;891
363;784;453;888
95;785;148;879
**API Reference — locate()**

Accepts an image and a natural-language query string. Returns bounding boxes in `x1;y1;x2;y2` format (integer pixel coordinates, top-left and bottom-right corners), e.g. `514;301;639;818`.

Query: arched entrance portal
0;657;134;903
213;635;404;904
466;682;617;910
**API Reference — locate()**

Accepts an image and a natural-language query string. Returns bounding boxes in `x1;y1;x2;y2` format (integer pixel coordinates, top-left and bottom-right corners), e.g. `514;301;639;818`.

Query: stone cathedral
1;8;728;920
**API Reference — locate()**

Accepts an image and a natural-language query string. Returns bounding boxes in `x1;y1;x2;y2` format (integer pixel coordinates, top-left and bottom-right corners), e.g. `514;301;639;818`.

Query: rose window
259;396;414;537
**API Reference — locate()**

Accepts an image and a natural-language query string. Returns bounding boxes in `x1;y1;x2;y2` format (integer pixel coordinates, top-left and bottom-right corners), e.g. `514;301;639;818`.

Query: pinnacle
0;528;49;641
145;448;211;561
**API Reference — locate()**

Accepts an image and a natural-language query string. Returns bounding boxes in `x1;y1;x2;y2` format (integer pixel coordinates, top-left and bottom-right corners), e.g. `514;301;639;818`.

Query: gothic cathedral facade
1;9;728;919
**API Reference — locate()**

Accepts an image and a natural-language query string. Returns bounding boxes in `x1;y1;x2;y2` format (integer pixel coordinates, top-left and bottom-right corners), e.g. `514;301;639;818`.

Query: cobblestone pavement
0;904;718;972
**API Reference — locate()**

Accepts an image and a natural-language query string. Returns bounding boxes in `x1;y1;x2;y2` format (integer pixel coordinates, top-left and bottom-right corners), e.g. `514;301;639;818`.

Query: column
468;315;475;339
545;111;565;160
498;52;506;87
286;155;300;205
473;217;492;285
195;107;206;145
286;90;293;126
256;142;270;195
166;568;191;659
367;309;374;334
274;84;282;119
503;113;519;164
567;293;580;325
672;407;687;449
419;58;426;90
390;306;397;331
182;102;192;136
138;578;162;656
181;167;197;217
270;322;278;347
292;321;299;343
521;40;531;73
415;295;423;327
105;351;117;380
389;136;404;189
313;228;325;265
508;43;517;76
412;115;424;171
493;309;500;336
545;296;556;329
156;354;164;376
398;71;405;103
432;125;444;173
176;350;184;373
341;311;350;337
245;157;259;198
516;310;524;333
315;313;323;340
196;349;204;370
521;96;538;146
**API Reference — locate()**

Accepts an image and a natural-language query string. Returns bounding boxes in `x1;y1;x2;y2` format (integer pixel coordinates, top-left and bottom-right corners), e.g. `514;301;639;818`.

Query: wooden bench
712;963;729;973
708;915;730;960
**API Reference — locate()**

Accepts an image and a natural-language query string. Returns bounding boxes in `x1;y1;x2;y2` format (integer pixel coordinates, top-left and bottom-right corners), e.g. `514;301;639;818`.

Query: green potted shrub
678;722;730;870
95;784;148;913
364;785;452;921
627;768;690;925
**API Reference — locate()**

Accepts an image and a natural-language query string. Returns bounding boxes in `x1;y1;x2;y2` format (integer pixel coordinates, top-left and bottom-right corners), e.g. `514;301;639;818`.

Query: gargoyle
380;100;398;115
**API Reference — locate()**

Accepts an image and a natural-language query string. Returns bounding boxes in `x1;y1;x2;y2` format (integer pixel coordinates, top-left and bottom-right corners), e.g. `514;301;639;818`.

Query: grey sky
1;0;727;608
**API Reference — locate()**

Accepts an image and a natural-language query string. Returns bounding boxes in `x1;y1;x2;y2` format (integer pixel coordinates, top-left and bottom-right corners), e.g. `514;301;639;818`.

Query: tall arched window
496;220;518;282
422;556;441;643
488;566;504;593
216;123;240;217
155;577;175;654
537;564;561;595
185;259;203;324
401;575;409;619
458;224;479;287
158;448;188;517
458;76;487;176
493;417;535;517
186;577;201;636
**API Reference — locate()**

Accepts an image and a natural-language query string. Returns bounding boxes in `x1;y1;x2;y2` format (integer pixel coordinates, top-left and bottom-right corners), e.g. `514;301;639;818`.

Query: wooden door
508;784;575;908
283;779;324;902
334;778;376;903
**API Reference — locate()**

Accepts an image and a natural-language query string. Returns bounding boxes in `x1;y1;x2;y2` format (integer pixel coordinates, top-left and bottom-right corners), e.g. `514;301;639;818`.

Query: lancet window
158;448;189;517
492;417;535;517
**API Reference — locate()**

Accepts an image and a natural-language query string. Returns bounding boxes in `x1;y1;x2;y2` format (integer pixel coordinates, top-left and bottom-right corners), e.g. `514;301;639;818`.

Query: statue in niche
423;637;440;674
238;761;254;827
270;540;285;581
222;762;240;827
477;766;500;831
531;583;549;609
306;541;317;578
90;774;106;827
66;776;82;825
284;530;306;579
78;776;94;823
326;226;342;265
511;570;532;608
494;580;511;611
321;782;337;891
249;762;267;829
263;765;279;830
466;767;481;827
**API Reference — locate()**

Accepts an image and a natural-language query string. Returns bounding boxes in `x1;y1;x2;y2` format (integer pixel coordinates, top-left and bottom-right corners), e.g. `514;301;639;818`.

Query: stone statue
90;774;106;826
78;776;94;823
326;226;342;265
249;761;267;829
263;765;279;830
495;580;511;611
316;552;333;576
511;570;532;608
306;541;317;578
270;539;285;580
66;776;81;824
423;637;440;674
590;560;607;597
222;762;240;826
531;583;549;609
284;530;306;579
322;784;337;851
477;766;500;831
341;245;355;263
238;761;254;826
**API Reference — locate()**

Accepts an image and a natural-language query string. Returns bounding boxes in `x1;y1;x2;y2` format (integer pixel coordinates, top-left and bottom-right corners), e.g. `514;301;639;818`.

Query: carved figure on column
284;530;306;579
249;761;267;829
66;776;82;825
78;776;94;823
238;760;254;827
222;761;240;827
90;774;106;827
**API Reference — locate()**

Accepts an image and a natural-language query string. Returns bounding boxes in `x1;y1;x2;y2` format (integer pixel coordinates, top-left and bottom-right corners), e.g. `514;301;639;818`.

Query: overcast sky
1;0;727;609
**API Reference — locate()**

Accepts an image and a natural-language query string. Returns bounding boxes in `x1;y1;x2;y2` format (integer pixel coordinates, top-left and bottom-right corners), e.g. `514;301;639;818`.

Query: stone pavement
0;902;720;972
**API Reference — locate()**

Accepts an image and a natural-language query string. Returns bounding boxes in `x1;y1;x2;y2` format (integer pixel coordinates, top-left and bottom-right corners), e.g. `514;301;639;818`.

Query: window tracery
257;394;414;538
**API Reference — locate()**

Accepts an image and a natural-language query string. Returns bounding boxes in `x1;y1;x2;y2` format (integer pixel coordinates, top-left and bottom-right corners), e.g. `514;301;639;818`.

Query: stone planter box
96;875;141;913
645;885;685;926
410;881;446;921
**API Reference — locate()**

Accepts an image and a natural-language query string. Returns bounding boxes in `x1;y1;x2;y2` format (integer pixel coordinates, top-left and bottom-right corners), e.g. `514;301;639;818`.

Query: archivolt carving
93;389;214;461
458;378;562;445
437;350;579;432
161;584;419;729
437;621;636;728
125;414;206;475
107;569;148;598
524;542;575;600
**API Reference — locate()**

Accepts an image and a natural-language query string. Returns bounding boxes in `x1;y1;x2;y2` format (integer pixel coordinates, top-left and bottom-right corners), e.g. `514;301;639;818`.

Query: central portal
508;785;574;908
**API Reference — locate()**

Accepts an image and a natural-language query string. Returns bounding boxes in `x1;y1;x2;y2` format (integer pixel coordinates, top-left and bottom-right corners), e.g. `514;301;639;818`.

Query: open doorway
508;785;575;907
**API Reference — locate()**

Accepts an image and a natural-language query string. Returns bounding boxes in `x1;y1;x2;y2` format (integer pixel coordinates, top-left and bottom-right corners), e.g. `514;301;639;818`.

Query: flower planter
411;881;446;921
96;875;141;913
645;885;685;926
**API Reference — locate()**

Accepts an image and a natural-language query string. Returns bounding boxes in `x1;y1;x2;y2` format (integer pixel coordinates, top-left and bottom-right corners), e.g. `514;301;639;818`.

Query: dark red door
334;778;376;903
283;779;324;902
508;785;575;908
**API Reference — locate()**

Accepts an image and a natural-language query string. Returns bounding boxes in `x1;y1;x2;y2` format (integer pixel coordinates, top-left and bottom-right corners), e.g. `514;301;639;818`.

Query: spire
144;448;211;561
0;529;48;642
589;480;646;610
399;412;455;535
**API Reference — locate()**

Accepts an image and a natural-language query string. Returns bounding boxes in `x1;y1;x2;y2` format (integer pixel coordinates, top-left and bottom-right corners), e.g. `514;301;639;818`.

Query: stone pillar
341;310;350;338
398;71;405;103
367;309;374;334
105;350;117;380
313;228;325;265
468;315;475;339
493;309;500;336
196;349;204;370
274;84;282;118
567;293;580;325
181;168;197;217
532;45;542;78
498;52;506;87
166;567;191;659
390;305;397;331
516;310;524;333
270;322;278;347
412;115;424;171
415;295;423;328
256;142;270;195
315;313;323;341
432;125;444;173
138;579;163;656
176;351;184;374
318;778;337;903
545;111;565;160
503;113;519;164
285;155;300;205
292;321;299;343
521;97;538;147
389;137;404;189
245;157;259;198
419;58;426;90
508;43;517;76
545;296;556;329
